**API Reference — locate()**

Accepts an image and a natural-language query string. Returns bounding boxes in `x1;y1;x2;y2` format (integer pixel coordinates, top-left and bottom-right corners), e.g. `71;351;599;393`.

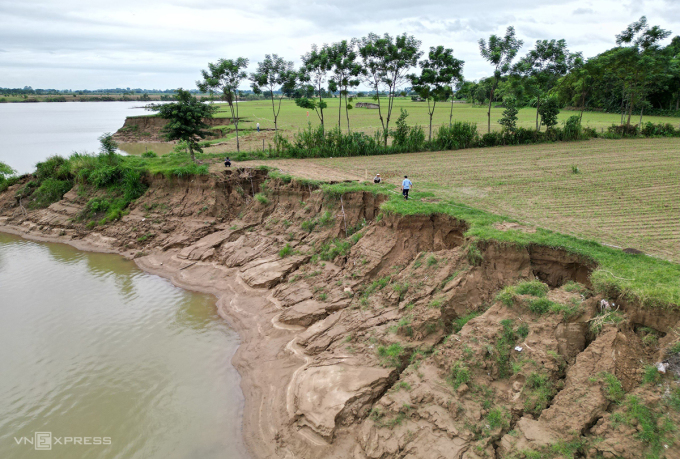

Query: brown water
0;233;248;459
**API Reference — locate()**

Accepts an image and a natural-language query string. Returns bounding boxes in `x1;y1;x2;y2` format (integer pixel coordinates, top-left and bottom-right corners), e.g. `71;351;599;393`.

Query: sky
1;0;679;91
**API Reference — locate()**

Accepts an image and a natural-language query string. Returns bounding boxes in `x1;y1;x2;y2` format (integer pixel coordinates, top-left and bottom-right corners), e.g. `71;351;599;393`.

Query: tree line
155;16;678;158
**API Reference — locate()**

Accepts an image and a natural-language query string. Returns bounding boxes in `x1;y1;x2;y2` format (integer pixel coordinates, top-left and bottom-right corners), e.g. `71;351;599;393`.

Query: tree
250;54;297;134
0;161;15;180
514;39;580;130
409;46;464;141
328;40;363;132
298;44;332;131
149;88;216;162
197;58;249;152
555;57;602;122
537;98;559;130
359;32;422;145
613;17;671;125
498;96;519;132
479;26;523;133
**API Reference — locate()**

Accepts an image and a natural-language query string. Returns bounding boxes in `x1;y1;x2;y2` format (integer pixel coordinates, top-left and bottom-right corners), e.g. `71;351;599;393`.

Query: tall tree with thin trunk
328;39;362;133
359;33;422;145
197;58;249;153
297;44;332;132
409;46;464;141
250;55;297;135
614;16;671;126
479;27;523;133
514;39;580;131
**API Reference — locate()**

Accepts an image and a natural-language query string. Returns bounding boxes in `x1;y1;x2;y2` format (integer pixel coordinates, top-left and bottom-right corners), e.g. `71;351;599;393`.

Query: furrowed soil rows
240;138;680;261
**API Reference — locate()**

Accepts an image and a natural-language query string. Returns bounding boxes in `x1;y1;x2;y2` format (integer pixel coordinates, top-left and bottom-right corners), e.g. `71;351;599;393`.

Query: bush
433;121;478;150
562;115;584;141
377;343;404;367
640;122;678;137
35;156;72;181
279;243;292;258
28;178;72;208
515;280;549;297
449;361;471;389
141;150;158;158
255;193;270;205
607;124;639;137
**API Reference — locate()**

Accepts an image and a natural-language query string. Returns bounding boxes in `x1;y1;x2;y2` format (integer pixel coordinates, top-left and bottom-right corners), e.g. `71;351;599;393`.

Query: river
0;233;248;459
0;102;154;175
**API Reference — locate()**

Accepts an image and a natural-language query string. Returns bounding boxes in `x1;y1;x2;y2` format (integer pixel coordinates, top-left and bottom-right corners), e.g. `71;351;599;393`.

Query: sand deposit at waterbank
1;169;679;459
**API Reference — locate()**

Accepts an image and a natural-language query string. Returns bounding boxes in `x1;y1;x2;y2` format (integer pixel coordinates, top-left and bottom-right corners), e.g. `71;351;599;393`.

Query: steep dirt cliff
1;170;679;459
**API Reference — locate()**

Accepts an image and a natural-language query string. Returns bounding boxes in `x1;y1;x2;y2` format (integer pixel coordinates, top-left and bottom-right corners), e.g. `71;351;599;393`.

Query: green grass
452;311;481;334
279;243;292;258
377;343;405;368
377;190;680;309
448;361;471;389
199;98;680;138
523;372;556;416
600;372;624;403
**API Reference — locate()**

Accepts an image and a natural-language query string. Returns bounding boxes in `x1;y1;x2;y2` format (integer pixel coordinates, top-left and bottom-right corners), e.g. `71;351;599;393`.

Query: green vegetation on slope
300;178;680;309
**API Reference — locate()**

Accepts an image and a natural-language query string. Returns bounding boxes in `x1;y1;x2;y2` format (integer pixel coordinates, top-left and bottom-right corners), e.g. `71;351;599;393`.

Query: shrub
28;178;73;208
528;298;555;314
279;243;292;258
433;121;478;150
600;372;624;403
254;193;270;205
35;155;72;181
377;343;405;367
523;372;555;415
466;242;483;266
141;150;158;158
562;115;584;141
448;361;471;389
515;280;549;297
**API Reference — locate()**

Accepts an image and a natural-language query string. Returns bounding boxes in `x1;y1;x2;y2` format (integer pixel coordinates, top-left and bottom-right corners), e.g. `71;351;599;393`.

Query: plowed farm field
239;138;680;261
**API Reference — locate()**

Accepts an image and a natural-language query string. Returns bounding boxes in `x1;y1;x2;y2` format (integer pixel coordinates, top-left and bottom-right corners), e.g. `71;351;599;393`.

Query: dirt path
211;158;364;183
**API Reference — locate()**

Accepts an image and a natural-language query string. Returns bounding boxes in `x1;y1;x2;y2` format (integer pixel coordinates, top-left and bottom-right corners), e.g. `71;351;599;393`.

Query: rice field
240;138;680;262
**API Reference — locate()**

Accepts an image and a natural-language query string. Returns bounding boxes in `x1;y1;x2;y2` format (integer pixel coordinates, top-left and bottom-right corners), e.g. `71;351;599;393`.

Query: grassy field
237;137;680;263
205;98;680;135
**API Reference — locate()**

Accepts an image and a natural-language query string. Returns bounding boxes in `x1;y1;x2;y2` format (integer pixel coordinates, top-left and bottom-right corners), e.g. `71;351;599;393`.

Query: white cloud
0;0;677;89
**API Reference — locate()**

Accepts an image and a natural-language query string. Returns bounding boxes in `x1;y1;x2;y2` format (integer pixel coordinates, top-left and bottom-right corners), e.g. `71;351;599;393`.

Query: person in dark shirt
224;157;231;167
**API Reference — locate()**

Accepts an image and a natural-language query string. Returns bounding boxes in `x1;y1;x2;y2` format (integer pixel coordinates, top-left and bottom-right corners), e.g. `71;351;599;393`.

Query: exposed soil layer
2;170;679;459
113;115;230;142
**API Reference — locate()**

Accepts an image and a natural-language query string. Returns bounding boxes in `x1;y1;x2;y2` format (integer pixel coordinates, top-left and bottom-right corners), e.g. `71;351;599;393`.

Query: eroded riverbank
2;169;679;459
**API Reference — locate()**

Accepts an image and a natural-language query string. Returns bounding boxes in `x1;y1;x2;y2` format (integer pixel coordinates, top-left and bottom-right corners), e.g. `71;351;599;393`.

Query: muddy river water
0;233;248;458
0;101;157;175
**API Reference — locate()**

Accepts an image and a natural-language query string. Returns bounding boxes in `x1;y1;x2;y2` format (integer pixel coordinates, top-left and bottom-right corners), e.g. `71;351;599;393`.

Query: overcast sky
1;0;678;90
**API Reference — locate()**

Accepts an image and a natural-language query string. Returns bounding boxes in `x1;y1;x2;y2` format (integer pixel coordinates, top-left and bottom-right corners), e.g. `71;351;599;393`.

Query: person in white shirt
256;122;260;132
373;173;381;184
401;175;412;200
